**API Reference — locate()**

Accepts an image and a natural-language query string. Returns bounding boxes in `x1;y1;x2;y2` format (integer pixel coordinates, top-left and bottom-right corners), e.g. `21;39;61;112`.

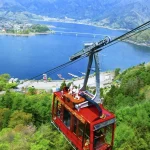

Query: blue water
0;22;150;80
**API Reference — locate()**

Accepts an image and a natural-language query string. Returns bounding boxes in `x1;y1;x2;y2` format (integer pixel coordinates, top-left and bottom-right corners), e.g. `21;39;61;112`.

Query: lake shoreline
1;19;149;48
32;18;129;32
0;18;127;37
17;71;115;91
34;19;150;47
0;31;54;37
125;40;150;48
0;21;150;79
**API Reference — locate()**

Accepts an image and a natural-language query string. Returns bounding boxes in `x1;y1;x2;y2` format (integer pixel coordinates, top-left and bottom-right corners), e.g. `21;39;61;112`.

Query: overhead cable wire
24;56;86;88
25;21;150;82
97;25;150;52
77;21;150;56
29;56;86;80
109;21;150;44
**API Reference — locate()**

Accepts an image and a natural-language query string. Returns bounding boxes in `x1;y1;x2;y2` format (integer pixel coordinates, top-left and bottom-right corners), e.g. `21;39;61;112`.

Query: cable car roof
54;91;115;124
78;104;115;124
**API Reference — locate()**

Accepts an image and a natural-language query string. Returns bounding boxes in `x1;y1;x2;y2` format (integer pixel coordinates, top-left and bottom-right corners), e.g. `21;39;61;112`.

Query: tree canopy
0;63;150;149
103;63;150;150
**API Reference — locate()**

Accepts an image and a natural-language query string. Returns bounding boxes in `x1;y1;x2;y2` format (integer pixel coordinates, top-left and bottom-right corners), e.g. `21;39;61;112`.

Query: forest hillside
0;63;150;149
0;0;150;29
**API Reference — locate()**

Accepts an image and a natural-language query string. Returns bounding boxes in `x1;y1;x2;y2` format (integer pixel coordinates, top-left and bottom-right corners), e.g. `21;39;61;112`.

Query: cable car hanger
70;36;111;116
68;21;150;113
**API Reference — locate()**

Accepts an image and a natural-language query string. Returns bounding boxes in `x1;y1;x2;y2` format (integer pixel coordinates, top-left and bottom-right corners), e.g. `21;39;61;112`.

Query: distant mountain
0;0;150;29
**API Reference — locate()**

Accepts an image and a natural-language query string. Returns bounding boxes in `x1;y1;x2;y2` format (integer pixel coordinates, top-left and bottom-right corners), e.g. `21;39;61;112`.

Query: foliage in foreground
0;124;70;150
0;74;17;91
0;91;71;150
103;63;150;149
0;63;150;150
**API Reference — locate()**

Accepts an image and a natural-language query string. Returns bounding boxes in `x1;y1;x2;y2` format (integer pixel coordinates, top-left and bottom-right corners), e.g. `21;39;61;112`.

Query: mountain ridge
0;0;150;29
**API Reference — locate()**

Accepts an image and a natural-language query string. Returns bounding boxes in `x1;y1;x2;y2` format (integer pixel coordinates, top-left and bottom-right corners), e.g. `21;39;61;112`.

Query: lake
0;22;150;80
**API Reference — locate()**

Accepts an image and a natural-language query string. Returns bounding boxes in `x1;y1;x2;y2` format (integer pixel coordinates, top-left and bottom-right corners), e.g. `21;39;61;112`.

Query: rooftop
55;90;115;124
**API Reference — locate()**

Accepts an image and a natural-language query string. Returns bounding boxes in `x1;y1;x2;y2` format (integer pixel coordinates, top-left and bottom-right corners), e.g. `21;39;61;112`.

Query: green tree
8;111;33;128
0;74;10;82
28;87;36;95
0;91;13;109
0;143;9;150
0;108;11;129
48;77;52;82
31;24;50;33
0;81;5;91
114;123;135;149
114;68;120;77
60;80;66;90
5;83;17;90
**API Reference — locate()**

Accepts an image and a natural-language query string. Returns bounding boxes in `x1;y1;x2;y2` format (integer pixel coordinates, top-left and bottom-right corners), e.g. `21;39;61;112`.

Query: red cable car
52;89;115;150
51;37;116;150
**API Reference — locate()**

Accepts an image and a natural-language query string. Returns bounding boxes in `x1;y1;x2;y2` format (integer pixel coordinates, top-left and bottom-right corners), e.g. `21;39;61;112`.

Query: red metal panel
90;124;94;150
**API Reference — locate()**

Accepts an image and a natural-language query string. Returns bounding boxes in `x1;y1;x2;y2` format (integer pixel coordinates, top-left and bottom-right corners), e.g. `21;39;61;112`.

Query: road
17;72;114;92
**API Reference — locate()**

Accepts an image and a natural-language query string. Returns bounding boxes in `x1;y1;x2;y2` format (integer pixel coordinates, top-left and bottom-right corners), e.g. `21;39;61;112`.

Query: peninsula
127;29;150;47
0;18;53;36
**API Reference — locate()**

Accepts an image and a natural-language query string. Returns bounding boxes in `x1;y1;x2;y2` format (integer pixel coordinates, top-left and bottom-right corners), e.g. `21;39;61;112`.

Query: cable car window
94;128;105;149
85;123;90;141
93;124;113;150
72;116;77;135
63;108;71;129
53;98;58;116
56;100;61;118
78;120;84;141
83;123;90;149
